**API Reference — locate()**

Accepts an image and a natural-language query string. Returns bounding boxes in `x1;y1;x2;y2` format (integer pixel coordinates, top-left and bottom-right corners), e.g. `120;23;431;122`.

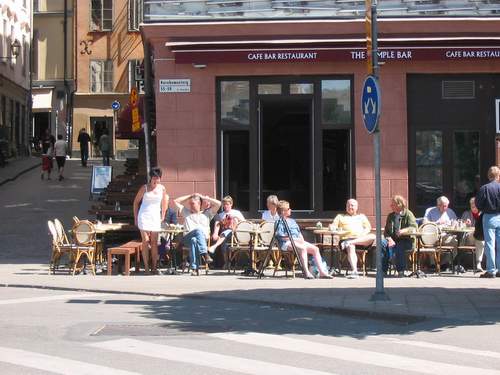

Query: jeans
80;146;88;166
381;238;413;273
183;229;207;270
102;151;110;166
482;213;500;274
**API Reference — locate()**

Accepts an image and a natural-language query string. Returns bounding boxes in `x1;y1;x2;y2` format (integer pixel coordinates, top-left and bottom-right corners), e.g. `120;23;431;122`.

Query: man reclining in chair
332;199;375;279
174;193;221;274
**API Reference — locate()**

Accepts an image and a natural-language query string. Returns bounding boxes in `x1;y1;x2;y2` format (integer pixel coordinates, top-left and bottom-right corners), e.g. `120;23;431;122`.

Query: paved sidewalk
0;156;41;186
1;264;499;324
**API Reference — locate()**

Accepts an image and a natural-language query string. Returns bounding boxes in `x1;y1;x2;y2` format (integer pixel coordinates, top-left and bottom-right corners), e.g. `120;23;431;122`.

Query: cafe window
220;81;249;127
321;80;351;125
90;0;113;32
415;130;443;207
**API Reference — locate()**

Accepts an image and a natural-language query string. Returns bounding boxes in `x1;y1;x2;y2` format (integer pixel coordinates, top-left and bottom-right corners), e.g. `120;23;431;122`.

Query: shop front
141;17;500;220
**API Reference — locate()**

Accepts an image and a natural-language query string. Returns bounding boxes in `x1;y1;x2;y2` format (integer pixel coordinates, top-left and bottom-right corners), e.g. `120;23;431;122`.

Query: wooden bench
107;241;142;276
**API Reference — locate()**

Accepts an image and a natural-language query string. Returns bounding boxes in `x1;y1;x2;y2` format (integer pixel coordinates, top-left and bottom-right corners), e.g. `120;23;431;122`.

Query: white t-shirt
181;207;212;239
262;210;279;222
215;209;245;224
54;140;67;157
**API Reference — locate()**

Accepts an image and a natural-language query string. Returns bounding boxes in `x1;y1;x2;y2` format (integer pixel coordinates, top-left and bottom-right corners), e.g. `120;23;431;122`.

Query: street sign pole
367;0;389;301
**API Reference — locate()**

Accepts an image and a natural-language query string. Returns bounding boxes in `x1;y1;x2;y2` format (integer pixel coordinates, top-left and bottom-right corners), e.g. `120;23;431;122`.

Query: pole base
370;291;391;302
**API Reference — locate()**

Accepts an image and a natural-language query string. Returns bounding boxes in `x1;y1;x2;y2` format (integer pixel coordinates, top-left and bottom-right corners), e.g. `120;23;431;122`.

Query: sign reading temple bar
159;79;191;93
174;47;500;64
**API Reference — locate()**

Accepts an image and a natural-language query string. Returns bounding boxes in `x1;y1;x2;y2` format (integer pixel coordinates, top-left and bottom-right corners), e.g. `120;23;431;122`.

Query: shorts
55;156;66;168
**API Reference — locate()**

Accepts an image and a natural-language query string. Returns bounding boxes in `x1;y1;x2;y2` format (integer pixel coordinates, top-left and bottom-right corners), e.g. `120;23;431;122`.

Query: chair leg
72;251;82;275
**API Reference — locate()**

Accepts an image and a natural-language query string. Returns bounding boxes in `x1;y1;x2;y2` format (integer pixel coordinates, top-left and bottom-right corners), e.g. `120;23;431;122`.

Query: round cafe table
237;227;271;276
398;230;426;278
440;226;475;273
307;228;348;273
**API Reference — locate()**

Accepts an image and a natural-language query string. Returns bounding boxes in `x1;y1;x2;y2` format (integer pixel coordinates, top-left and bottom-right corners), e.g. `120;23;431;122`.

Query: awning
32;89;53;113
116;97;144;139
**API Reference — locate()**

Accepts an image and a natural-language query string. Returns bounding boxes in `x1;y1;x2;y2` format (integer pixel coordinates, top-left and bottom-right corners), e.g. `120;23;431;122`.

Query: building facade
141;0;500;220
0;0;31;157
32;0;74;145
73;0;144;160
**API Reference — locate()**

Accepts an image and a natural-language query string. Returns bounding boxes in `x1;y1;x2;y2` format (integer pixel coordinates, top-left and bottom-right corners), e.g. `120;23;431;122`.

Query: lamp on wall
0;40;21;60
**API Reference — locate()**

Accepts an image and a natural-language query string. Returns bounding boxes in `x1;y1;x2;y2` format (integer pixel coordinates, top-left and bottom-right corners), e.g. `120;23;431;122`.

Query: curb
0;162;41;186
0;283;427;325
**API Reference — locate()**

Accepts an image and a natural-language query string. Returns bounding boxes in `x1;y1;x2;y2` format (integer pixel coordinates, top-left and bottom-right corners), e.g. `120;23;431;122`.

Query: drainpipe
63;0;72;153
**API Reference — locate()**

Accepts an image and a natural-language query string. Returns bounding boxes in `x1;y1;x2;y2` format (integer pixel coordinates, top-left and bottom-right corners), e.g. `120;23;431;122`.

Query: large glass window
453;131;480;211
415;130;443;207
323;129;350;211
220;81;249;127
321;80;351;125
222;131;249;211
90;60;113;93
90;0;113;31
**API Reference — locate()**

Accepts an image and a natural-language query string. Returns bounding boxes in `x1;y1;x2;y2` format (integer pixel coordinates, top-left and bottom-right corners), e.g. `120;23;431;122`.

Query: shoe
347;271;359;279
58;176;62;181
190;269;199;276
480;272;496;278
207;245;216;254
202;254;213;264
320;274;333;279
496;272;500;278
340;241;350;250
456;265;465;274
397;271;405;278
305;274;315;279
476;264;484;272
41;174;44;180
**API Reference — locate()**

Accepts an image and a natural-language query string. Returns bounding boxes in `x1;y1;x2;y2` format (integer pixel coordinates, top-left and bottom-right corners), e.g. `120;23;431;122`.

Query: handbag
473;213;484;241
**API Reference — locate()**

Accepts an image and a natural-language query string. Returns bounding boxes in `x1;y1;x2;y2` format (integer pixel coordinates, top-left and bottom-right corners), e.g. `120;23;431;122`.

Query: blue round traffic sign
361;75;381;134
111;100;121;111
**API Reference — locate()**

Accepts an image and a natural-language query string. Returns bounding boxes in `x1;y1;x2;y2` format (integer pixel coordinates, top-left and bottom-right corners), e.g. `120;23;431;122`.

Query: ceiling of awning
32;89;53;113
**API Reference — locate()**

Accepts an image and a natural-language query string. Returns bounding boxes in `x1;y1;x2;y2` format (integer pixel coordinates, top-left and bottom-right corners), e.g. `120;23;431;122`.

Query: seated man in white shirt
175;193;221;273
423;195;458;271
208;196;244;266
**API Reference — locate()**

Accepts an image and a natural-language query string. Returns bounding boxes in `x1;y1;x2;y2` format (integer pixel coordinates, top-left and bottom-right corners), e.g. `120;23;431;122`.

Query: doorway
260;98;312;210
90;116;113;157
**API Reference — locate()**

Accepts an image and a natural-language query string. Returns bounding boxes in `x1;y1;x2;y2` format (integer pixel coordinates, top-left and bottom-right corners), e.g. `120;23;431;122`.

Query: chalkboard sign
90;165;112;197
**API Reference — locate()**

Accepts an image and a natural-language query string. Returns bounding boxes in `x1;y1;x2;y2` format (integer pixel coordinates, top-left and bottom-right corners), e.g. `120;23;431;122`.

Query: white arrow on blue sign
111;100;121;111
361;75;381;134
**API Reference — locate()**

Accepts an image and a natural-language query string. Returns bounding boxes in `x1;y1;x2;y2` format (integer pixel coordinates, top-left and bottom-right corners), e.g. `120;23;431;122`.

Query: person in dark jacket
381;195;418;277
77;128;91;167
475;166;500;278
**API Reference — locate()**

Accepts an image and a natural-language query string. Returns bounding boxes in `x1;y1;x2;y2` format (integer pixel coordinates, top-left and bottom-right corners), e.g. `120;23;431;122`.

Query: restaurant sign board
174;47;500;64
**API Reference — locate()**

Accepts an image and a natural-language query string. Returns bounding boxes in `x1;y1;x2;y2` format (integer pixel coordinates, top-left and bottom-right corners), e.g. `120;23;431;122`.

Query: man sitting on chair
332;199;375;279
174;193;221;274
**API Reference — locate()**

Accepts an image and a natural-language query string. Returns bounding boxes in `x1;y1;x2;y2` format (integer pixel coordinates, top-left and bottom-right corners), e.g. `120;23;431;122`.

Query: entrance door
90;116;113;157
259;98;312;210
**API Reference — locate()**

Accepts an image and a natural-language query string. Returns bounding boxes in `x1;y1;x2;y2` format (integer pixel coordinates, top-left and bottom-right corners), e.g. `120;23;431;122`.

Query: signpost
364;0;389;301
111;100;120;160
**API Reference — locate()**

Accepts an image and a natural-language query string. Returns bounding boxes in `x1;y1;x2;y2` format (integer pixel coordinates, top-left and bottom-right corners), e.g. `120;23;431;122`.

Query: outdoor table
158;225;185;272
237;226;271;276
305;227;348;273
440;226;475;273
399;230;426;278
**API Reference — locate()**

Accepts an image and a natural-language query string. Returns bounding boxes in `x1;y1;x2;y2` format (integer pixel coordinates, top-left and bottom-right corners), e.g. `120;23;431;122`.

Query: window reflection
416;131;443;207
258;84;281;95
453;131;480;211
323;129;350;211
321;80;351;124
222;131;249;211
290;83;313;95
220;81;249;127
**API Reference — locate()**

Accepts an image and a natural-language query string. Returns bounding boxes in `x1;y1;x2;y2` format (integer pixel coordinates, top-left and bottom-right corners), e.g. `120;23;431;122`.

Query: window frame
90;60;114;93
90;0;114;32
128;59;144;94
127;0;142;32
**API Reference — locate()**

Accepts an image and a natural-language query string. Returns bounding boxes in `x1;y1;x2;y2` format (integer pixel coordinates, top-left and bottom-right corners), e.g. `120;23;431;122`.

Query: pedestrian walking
475;166;500;278
54;135;68;181
41;133;55;180
98;129;111;166
77;128;91;167
133;167;169;275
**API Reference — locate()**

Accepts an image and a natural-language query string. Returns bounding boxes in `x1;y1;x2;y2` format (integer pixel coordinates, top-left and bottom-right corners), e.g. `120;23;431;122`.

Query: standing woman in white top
133;167;169;274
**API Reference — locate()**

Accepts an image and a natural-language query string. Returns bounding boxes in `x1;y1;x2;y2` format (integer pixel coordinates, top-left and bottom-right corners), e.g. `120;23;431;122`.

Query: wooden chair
417;223;440;273
253;221;279;273
228;221;255;273
48;220;75;274
71;220;97;276
456;231;477;273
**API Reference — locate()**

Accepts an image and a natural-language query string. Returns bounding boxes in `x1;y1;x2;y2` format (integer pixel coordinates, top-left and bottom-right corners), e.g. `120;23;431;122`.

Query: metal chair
418;222;440;273
71;220;97;275
228;220;255;273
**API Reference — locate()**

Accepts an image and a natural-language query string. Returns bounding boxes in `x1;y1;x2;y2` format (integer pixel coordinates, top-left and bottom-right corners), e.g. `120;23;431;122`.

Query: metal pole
370;0;389;301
